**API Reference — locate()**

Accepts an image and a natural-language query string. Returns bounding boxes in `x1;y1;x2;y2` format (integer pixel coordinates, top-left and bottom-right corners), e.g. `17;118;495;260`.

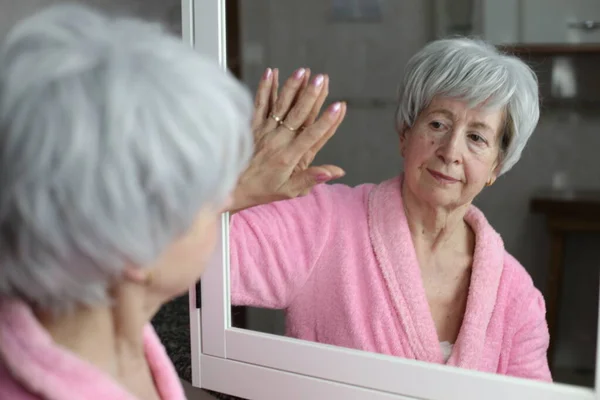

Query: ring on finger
280;121;297;132
269;113;283;123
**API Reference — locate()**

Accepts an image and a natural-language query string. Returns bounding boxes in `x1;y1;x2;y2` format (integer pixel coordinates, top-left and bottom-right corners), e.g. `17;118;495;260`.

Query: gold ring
269;113;283;123
280;121;296;132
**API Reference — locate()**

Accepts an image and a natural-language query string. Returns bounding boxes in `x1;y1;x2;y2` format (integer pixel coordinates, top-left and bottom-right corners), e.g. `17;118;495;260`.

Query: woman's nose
436;131;462;165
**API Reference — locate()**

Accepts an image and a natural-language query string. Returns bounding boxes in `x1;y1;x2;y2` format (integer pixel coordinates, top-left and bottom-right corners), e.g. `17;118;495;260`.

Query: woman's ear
487;164;502;186
123;266;151;285
397;122;409;157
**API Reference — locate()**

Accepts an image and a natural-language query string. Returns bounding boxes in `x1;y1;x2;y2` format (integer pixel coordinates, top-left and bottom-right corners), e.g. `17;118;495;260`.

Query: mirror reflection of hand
230;67;347;213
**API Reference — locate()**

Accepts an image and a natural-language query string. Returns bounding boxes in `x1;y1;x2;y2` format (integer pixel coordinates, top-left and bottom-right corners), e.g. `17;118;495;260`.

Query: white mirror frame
184;1;600;399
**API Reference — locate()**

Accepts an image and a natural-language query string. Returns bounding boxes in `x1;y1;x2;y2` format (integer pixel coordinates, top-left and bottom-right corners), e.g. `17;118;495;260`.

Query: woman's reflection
228;38;551;382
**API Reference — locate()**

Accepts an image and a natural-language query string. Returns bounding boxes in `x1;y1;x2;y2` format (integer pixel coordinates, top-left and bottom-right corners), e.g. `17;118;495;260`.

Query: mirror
226;0;599;390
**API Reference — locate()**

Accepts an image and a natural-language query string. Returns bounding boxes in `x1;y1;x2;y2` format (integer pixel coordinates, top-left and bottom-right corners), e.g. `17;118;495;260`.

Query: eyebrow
427;108;494;133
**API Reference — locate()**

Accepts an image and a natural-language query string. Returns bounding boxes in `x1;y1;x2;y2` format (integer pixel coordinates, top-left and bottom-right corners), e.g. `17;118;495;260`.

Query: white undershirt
440;341;454;362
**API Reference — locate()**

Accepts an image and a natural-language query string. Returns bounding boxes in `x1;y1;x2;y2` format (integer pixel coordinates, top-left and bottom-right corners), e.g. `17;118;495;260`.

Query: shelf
498;44;600;55
539;101;600;115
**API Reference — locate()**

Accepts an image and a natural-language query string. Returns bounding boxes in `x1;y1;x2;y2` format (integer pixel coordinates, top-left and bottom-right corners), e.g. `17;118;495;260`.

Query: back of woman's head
0;4;253;313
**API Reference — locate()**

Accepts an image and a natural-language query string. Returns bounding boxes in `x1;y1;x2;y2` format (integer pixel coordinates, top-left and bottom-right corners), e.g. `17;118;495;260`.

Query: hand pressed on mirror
229;38;551;382
230;68;347;213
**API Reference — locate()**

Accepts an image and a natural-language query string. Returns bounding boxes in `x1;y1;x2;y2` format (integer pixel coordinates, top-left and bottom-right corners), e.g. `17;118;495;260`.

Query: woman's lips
427;168;460;183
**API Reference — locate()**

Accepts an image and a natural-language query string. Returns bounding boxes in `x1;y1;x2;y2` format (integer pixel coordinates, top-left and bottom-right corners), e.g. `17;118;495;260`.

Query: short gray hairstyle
0;4;253;312
396;38;539;175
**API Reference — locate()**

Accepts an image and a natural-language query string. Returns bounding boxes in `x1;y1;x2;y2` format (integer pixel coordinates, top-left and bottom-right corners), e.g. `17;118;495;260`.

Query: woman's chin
416;188;463;210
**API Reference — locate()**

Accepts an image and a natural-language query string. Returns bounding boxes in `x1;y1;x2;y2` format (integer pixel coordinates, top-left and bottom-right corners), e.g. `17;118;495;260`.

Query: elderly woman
230;38;552;382
0;5;342;400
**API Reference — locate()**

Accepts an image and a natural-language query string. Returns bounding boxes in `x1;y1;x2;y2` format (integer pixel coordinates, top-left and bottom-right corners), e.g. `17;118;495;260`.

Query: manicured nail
316;174;332;183
262;68;272;80
294;68;306;80
312;74;324;87
329;102;342;114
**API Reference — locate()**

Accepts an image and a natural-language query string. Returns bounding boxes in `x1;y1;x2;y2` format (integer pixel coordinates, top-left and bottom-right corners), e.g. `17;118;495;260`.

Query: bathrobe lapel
368;176;505;369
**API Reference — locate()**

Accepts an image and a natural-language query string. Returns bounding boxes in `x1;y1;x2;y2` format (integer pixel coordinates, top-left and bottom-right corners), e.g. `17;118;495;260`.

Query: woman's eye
468;133;486;144
429;121;444;130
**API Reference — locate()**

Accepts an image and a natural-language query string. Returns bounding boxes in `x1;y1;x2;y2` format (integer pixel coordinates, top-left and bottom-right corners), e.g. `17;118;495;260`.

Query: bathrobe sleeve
507;288;553;382
229;184;334;309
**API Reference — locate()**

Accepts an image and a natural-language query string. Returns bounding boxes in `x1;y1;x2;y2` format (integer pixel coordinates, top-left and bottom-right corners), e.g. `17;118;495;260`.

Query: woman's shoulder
502;252;536;290
255;181;378;215
232;181;379;232
465;208;540;297
500;251;546;314
0;370;38;400
0;362;40;400
314;176;405;212
498;253;550;345
314;181;377;204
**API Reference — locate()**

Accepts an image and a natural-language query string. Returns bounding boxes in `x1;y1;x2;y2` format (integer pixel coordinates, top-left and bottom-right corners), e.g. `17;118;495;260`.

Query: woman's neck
401;181;471;252
35;284;161;398
37;305;123;376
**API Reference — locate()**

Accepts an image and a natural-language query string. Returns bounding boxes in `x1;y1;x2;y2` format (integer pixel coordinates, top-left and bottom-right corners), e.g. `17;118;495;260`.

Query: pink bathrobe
0;297;185;400
230;176;552;382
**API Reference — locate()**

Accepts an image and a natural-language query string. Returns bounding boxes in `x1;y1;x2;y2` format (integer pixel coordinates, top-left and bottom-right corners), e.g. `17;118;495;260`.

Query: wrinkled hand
230;67;346;213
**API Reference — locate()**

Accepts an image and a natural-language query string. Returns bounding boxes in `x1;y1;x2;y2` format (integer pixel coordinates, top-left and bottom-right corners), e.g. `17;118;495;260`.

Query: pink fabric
0;297;185;400
231;176;552;382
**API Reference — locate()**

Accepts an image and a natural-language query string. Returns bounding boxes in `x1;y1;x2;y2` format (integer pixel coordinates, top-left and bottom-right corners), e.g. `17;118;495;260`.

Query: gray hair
396;38;539;175
0;4;253;313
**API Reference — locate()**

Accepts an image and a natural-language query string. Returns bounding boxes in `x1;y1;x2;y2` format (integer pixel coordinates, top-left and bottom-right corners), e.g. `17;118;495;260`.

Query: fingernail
316;174;332;183
294;68;306;80
312;74;324;87
262;68;272;80
329;102;342;114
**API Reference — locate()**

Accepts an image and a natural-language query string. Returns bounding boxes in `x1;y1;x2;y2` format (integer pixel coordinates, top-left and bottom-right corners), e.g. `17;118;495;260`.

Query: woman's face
400;96;503;210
